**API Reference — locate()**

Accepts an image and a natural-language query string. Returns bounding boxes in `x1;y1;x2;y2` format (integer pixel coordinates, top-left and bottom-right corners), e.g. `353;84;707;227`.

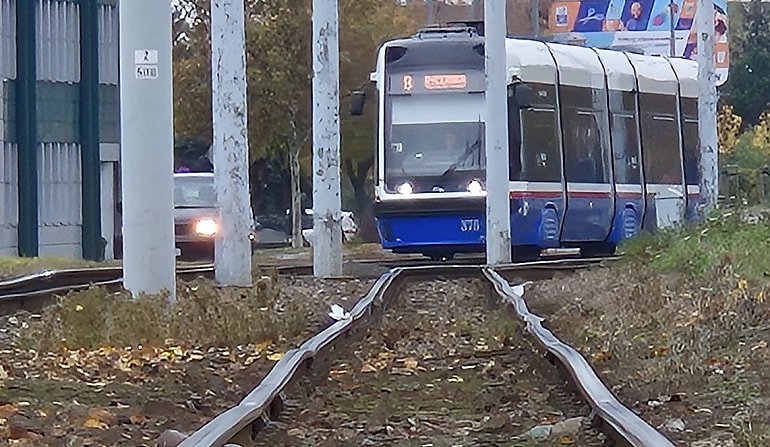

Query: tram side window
508;84;522;180
639;94;683;184
610;114;642;184
680;98;700;185
608;91;642;185
519;108;561;182
560;86;611;184
682;120;700;185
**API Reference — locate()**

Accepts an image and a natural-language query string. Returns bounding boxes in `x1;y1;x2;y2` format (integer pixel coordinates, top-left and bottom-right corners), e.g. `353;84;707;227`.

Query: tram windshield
386;121;485;178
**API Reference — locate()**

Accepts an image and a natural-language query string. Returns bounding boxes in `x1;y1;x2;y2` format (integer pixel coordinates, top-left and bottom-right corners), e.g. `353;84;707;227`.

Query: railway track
157;259;672;447
0;255;618;314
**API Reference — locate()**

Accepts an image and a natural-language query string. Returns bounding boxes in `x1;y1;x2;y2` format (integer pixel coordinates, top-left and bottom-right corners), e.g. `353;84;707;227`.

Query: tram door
638;94;686;230
608;90;645;242
559;86;614;243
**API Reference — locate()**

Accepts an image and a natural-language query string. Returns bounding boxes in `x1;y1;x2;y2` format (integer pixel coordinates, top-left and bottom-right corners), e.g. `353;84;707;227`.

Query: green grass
619;208;770;281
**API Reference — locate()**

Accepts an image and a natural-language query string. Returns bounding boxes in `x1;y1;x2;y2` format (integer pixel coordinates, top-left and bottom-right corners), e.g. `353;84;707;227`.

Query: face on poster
548;0;729;85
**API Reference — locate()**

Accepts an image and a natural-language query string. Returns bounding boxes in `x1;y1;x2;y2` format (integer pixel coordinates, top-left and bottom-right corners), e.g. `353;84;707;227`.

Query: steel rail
160;257;668;447
164;265;480;447
483;268;675;447
0;255;619;301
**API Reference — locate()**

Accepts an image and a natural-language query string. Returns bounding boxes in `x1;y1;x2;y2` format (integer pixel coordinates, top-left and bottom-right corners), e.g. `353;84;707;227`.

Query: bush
619;210;770;281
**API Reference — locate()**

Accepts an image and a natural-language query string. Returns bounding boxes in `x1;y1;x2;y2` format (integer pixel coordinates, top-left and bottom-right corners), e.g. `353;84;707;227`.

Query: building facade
0;0;120;260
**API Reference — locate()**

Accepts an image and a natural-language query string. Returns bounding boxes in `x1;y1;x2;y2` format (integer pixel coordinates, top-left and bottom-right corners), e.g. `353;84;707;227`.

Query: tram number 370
460;218;481;232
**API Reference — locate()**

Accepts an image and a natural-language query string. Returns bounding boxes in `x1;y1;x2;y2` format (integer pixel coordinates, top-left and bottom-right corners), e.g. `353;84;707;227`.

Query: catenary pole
696;0;718;212
484;0;512;265
312;0;343;278
211;0;253;286
118;0;176;302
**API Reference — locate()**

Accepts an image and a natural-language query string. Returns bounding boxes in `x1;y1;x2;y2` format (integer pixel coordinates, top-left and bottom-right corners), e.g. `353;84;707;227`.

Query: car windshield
174;176;216;207
385;121;485;178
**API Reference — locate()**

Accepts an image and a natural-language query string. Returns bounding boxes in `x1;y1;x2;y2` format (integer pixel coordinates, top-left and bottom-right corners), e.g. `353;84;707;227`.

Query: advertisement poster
548;0;729;85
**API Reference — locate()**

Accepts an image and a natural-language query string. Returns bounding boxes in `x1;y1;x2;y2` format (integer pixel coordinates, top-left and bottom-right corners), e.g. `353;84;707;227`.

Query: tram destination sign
388;71;485;95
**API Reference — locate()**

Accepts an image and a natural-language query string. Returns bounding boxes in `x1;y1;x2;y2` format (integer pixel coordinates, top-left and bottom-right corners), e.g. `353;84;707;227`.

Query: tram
351;22;700;260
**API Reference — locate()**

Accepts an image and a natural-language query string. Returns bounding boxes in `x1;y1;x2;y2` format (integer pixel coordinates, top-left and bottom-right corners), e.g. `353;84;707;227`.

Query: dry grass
528;210;770;445
18;269;310;352
0;256;120;279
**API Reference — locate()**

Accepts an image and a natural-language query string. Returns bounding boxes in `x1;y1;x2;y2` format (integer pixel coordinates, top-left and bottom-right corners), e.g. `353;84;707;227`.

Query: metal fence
719;165;770;207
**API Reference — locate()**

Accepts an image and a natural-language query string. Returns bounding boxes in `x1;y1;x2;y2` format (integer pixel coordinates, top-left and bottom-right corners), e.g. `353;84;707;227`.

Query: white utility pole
119;0;176;302
484;0;512;265
696;0;718;212
311;0;343;278
427;0;435;25
211;0;253;286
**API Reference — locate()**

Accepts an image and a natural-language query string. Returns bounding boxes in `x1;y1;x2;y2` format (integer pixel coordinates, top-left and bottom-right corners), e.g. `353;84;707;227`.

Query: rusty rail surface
483;268;675;447
0;255;619;310
161;258;669;447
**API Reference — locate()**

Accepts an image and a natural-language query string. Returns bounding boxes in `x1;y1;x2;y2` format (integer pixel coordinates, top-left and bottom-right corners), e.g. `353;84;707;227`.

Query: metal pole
427;0;435;25
211;0;253;287
80;0;103;261
696;0;718;212
669;0;676;57
484;0;512;265
118;0;176;302
312;0;343;278
15;0;38;257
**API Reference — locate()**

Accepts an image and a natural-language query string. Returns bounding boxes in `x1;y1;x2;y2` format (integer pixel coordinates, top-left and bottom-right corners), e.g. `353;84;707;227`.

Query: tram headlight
194;218;218;236
467;179;485;195
396;182;414;195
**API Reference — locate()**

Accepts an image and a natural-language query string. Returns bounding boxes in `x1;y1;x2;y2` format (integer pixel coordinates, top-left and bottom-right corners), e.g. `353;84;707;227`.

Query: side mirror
513;84;534;109
350;90;366;116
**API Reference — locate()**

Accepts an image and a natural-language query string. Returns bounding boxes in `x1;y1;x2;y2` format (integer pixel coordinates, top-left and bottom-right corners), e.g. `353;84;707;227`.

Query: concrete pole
312;0;343;278
669;0;676;56
427;0;435;25
696;0;718;213
118;0;176;302
484;0;512;265
532;0;540;37
211;0;253;286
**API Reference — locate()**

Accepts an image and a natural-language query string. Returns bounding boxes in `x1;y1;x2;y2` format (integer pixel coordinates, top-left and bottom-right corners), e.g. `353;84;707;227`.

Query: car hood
174;207;217;222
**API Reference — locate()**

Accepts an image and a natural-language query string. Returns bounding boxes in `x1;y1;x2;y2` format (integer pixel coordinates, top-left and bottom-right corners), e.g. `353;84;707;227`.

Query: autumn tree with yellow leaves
718;105;742;156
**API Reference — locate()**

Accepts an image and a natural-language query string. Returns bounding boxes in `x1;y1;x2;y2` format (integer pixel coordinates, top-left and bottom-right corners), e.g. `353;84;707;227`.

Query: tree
172;0;421;243
722;0;770;126
338;0;419;241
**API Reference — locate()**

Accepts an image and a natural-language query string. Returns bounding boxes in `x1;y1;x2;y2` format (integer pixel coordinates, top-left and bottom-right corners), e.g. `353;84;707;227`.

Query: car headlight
396;182;413;195
467;179;485;195
194;218;218;236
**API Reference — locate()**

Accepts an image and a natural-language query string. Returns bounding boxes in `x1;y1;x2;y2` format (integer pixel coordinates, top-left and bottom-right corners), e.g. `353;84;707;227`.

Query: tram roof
668;57;699;98
375;33;698;96
624;51;679;95
592;48;636;92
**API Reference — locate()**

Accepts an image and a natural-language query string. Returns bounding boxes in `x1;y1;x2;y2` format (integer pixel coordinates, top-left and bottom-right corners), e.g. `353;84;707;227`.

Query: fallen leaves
129;413;147;425
591;350;613;362
83;418;108;430
0;404;18;419
83;409;115;430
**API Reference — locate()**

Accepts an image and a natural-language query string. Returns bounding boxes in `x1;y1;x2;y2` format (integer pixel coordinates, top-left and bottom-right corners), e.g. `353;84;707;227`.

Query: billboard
548;0;730;85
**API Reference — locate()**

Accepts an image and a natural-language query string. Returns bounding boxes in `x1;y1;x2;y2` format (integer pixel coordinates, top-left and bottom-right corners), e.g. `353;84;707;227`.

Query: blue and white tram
351;23;701;260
